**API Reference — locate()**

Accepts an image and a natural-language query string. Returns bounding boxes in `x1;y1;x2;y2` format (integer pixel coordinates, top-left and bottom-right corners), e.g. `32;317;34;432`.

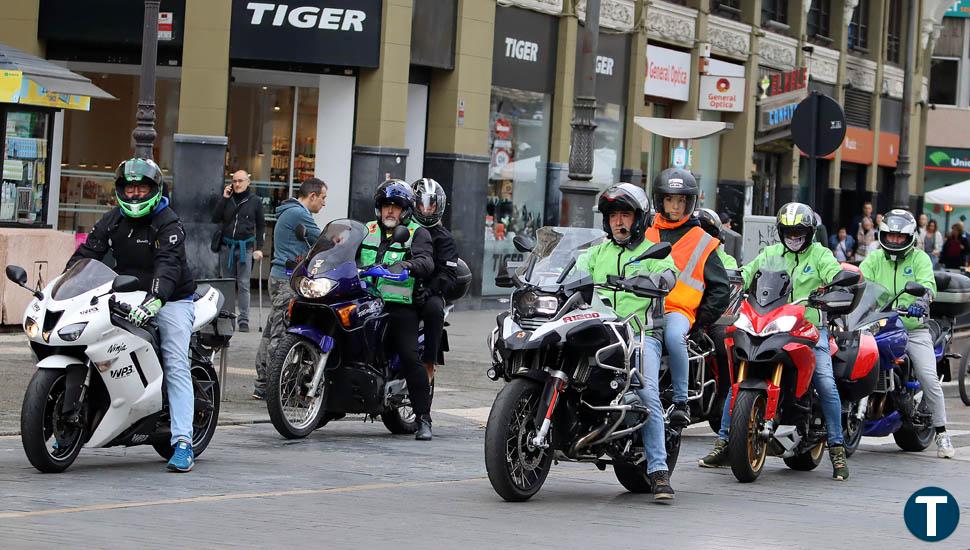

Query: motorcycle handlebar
360;265;409;282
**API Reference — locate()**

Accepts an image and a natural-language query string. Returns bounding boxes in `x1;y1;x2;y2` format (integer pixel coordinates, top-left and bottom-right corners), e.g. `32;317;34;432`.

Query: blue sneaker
166;440;194;472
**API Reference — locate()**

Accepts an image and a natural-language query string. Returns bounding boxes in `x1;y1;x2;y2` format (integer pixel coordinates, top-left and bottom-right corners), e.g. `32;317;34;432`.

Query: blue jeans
717;328;844;445
157;299;196;447
663;312;691;404
635;336;668;474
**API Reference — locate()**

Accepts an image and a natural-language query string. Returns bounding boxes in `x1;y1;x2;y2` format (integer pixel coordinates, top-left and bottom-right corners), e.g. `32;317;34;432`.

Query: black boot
415;414;433;441
648;470;675;501
669;402;690;428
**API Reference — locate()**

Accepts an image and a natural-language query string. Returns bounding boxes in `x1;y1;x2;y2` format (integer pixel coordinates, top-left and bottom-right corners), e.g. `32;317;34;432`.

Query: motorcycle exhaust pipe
570;422;610;455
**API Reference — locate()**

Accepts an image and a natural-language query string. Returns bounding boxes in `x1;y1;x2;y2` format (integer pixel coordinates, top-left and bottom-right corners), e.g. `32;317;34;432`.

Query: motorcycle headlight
25;317;39;338
516;292;559;317
733;314;756;335
297;277;336;299
761;315;797;336
57;322;88;342
535;295;559;315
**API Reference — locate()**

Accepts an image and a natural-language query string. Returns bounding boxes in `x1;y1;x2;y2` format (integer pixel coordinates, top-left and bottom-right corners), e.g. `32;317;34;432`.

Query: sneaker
239;322;250;333
699;438;730;468
669;401;690;428
936;432;956;459
648;470;675;501
252;388;266;400
829;444;849;481
167;440;194;473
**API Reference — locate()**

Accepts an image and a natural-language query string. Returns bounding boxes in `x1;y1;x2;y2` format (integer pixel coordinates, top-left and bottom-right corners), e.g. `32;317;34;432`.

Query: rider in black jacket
411;179;458;389
68;158;199;473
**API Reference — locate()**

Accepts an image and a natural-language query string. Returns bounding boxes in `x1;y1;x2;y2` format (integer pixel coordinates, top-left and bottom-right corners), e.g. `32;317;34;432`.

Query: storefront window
58;72;179;233
2;109;50;224
591;103;624;185
482;85;552;295
227;82;319;222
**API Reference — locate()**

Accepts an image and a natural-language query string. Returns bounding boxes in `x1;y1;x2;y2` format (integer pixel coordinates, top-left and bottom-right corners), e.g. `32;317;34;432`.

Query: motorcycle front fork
531;370;568;448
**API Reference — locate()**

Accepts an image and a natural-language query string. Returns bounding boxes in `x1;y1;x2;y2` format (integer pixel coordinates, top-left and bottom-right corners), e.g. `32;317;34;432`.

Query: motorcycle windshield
749;255;793;308
303;219;368;276
51;259;118;300
843;281;894;330
518;226;606;289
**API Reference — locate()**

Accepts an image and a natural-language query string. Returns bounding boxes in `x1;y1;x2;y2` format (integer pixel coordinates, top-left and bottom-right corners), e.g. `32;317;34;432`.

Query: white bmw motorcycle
6;259;232;473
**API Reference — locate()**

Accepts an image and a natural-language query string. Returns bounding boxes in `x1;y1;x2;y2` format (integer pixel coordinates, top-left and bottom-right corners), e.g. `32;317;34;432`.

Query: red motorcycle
724;257;860;482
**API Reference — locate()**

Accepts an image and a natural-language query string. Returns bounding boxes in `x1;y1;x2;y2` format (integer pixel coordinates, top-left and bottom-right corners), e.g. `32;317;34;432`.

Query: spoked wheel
893;394;935;451
382;377;433;435
842;405;864;458
266;334;327;439
783;440;825;471
152;365;221;460
21;369;87;473
727;390;768;483
485;379;553;501
959;345;970;406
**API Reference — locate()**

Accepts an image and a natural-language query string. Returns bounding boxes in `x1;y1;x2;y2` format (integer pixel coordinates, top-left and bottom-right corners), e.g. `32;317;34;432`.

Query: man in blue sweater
253;178;326;399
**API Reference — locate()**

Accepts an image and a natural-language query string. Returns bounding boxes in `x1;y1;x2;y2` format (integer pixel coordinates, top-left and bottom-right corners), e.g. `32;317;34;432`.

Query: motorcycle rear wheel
959;344;970;406
893;398;934;452
842;405;864;458
152;364;221;460
614;426;681;493
485;378;553;501
783;440;825;471
21;369;86;473
266;334;327;439
727;390;768;483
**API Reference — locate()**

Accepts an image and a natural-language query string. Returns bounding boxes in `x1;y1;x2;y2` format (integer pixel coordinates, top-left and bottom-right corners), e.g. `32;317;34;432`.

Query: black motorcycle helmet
695;208;723;242
374;179;415;228
443;258;472;302
776;202;818;254
412;178;447;227
878;209;918;262
598;183;650;248
652;168;699;222
114;157;163;218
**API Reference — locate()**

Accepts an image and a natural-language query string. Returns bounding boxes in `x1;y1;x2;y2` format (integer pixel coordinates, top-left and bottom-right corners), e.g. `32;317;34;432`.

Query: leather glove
129;297;162;327
907;300;927;319
387;261;410;275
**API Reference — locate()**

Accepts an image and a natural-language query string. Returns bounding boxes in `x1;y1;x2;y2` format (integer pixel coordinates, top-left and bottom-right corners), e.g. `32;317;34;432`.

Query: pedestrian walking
941;222;970;270
212;170;265;332
253;178;326;400
922;219;943;269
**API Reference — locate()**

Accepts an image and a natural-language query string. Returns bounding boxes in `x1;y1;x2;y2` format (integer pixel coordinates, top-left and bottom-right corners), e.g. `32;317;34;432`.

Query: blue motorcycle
264;219;428;439
833;279;937;455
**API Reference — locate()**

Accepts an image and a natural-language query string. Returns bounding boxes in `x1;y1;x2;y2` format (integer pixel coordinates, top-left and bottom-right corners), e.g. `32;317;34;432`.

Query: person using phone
212;170;265;332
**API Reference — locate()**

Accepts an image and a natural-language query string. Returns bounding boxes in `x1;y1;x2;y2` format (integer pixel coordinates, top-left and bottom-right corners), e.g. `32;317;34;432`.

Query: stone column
350;0;413;222
547;10;579;226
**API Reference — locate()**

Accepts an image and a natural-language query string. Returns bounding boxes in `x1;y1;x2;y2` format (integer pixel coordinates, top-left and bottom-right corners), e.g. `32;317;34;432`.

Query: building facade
0;0;949;300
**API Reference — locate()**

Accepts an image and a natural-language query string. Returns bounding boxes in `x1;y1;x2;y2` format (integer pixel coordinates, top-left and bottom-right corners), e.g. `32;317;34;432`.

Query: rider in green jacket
576;183;678;500
859;209;955;458
699;202;850;480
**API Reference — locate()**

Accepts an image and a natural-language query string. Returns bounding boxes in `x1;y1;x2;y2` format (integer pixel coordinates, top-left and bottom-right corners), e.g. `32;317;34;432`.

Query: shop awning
925;179;970;207
634;117;734;140
0;43;114;111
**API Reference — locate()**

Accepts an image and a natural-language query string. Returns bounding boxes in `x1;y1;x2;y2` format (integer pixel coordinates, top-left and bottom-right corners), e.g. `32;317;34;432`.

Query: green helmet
114;158;163;218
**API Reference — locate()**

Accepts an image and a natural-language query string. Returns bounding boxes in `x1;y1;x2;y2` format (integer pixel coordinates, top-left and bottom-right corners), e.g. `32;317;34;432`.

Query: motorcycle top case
832;331;879;401
930;270;970;318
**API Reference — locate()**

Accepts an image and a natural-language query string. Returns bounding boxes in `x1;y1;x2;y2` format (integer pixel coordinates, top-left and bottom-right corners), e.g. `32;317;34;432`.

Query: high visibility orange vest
645;225;718;325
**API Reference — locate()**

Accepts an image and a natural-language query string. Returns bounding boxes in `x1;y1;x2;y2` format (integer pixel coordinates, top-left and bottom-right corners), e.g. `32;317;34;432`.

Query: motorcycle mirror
830;269;861;287
636;242;672;262
112;275;142;293
295;223;306;241
555;257;577;285
5;265;27;285
904;281;928;297
391;225;410;244
512;235;535;254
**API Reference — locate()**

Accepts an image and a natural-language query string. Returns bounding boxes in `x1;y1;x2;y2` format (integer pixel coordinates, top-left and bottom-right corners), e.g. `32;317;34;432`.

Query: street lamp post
132;0;160;159
559;0;601;227
893;0;918;210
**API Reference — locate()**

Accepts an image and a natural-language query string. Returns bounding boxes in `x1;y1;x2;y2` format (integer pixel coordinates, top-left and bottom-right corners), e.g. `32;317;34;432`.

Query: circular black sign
791;92;846;157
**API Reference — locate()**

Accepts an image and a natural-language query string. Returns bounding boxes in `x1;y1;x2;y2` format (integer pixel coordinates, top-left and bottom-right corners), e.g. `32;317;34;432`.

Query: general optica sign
645;45;691;101
699;75;745;112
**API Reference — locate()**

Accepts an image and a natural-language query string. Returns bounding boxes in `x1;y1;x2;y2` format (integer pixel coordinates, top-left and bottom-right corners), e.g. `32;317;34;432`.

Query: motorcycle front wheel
21;369;87;473
727;390;768;483
266;334;327;439
152;364;221;459
484;378;553;501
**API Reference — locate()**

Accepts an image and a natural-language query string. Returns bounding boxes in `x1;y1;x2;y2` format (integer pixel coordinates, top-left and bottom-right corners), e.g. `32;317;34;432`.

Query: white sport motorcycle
6;259;232;473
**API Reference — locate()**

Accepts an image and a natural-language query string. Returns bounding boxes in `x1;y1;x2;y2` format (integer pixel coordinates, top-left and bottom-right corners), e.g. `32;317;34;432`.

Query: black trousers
385;303;432;417
419;294;446;365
